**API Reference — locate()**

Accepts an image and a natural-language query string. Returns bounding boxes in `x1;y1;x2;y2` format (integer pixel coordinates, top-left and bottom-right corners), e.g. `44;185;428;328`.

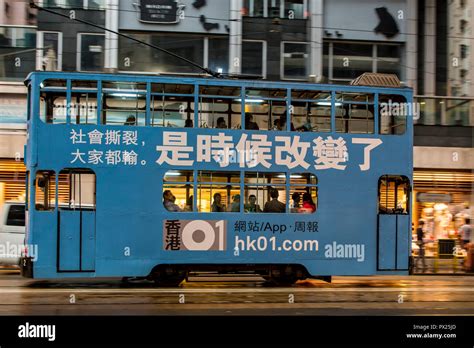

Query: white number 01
181;220;225;251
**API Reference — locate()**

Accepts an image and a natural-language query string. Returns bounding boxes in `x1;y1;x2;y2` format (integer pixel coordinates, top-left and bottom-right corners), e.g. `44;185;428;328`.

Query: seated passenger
230;194;240;212
184;195;193;212
291;192;301;213
244;194;262;213
263;188;285;213
124;115;136;125
184;118;193;128
279;116;295;131
163;190;182;212
299;192;316;213
211;193;225;212
245;113;259;130
216;117;227;129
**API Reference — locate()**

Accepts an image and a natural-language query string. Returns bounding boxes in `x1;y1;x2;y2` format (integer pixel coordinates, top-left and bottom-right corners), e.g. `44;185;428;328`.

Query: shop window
163;170;194;212
282;42;309;80
243;0;307;18
59;169;96;210
119;33;204;74
208;37;229;74
37;31;62;71
284;0;305;19
35;170;56;211
6;204;25;227
324;42;402;83
379;94;407;135
244;172;286;213
198;172;240;213
244;0;265;17
335;93;374;134
78;33;105;72
291;90;331;132
332;43;373;80
378;175;410;214
0;26;36;80
242;40;266;78
376;45;401;76
289;173;318;213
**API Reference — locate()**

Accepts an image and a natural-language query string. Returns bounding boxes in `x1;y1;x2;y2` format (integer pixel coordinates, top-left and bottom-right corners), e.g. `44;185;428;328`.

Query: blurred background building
0;0;471;242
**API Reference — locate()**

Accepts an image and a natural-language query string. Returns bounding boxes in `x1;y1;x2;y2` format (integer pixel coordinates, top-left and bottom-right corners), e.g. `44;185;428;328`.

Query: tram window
289;173;318;213
243;88;287;131
70;92;98;125
199;85;241;97
379;94;407;135
197;98;239;129
152;95;193;128
244;172;286;213
102;93;146;126
102;81;146;126
378;175;410;214
197;171;240;212
35;171;56;211
290;89;331;132
153;83;195;95
40;92;67;124
292;103;331;132
59;169;96;210
163;170;194;212
335;93;374;134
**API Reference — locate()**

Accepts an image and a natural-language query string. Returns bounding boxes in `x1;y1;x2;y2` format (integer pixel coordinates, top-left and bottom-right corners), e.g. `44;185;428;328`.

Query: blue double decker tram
21;71;413;285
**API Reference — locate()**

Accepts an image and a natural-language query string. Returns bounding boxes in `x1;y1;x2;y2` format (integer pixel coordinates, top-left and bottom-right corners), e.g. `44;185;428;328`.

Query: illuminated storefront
413;170;473;254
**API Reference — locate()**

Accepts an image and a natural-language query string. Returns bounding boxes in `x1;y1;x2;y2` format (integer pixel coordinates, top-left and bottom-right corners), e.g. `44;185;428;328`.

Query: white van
0;202;26;266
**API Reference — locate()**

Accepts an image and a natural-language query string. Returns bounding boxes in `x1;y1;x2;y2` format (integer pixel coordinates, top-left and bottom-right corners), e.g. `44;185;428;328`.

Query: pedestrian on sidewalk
416;220;426;272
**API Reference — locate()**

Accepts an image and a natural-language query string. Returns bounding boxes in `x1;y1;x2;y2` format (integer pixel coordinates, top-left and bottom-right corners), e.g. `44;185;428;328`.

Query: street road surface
0;269;473;315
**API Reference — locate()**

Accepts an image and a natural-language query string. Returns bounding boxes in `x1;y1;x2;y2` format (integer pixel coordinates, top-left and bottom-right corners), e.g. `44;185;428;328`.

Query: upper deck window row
37;79;407;135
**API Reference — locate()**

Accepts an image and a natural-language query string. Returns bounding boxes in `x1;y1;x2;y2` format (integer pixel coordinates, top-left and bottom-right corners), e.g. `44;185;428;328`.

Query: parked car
0;202;25;266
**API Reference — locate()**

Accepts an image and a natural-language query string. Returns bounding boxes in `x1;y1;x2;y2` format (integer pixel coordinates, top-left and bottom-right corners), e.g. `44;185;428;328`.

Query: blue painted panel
24;71;413;279
396;215;410;270
59;210;80;271
81;211;96;271
378;215;396;270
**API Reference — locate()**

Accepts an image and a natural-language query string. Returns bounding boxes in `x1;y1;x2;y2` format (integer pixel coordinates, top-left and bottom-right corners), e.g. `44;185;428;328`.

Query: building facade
0;0;471;243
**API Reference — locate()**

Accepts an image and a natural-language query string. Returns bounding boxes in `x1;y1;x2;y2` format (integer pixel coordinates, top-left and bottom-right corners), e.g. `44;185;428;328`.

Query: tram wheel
153;276;186;287
151;268;187;287
264;266;301;286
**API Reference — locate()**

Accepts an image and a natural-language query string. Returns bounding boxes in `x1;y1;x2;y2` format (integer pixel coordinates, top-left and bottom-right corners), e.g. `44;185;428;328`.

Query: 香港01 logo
163;220;226;251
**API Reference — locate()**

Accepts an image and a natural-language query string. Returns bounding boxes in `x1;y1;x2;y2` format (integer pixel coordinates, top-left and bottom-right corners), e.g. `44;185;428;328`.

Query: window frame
242;39;267;79
77;32;105;72
36;31;63;71
378;175;410;215
280;41;310;81
324;41;403;83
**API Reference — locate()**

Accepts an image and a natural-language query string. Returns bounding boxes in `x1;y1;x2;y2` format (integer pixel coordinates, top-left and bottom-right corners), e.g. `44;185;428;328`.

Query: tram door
58;169;96;272
377;176;410;271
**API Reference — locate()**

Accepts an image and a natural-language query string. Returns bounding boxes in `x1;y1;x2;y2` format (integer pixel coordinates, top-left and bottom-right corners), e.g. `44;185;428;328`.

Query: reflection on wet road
0;270;473;315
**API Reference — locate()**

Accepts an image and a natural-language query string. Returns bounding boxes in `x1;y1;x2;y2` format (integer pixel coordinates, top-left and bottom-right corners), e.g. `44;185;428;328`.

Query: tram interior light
317;101;342;106
110;93;140;98
236;98;264;103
